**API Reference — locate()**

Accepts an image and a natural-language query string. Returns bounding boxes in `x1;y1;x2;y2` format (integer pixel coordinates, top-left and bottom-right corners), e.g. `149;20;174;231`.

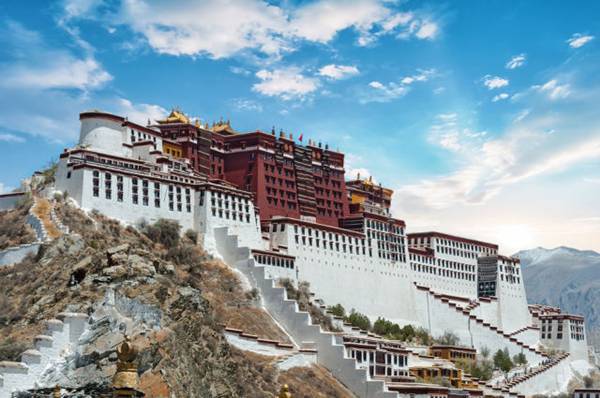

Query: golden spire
279;384;292;398
157;109;190;124
112;336;144;397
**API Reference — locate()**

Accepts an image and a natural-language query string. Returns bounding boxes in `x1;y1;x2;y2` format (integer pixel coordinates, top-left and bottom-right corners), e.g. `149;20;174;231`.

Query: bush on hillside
493;348;514;373
0;339;28;361
346;310;371;331
328;303;346;317
435;331;460;346
184;229;198;244
142;219;181;249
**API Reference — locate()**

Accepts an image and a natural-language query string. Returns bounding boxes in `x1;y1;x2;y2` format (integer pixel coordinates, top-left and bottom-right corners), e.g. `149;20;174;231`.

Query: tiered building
54;109;591;392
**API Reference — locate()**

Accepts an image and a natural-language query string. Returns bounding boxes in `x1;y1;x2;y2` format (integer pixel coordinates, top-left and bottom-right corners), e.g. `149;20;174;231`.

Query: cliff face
0;199;354;398
516;246;600;349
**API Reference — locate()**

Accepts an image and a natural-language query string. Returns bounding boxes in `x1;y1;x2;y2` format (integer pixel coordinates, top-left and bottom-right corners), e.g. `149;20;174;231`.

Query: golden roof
157;109;190;124
209;119;237;135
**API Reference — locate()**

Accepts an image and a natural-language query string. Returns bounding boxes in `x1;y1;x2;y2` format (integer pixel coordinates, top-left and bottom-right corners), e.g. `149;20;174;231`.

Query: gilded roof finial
53;385;61;398
279;384;292;398
195;119;200;128
112;336;144;397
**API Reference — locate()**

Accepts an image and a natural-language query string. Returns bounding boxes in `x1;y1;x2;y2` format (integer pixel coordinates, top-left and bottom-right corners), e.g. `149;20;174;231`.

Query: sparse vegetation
142;218;181;249
184;228;198;244
493;347;514;373
0;195;36;250
280;279;338;332
0;338;28;361
435;331;460;346
346;310;371;331
328;303;346;317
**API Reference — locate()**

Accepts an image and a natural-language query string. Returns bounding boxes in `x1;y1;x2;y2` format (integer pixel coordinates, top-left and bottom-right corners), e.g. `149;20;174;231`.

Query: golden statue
113;336;144;397
53;385;61;398
279;384;292;398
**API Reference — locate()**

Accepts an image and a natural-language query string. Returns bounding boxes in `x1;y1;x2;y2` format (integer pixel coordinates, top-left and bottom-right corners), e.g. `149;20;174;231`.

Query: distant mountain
515;246;600;349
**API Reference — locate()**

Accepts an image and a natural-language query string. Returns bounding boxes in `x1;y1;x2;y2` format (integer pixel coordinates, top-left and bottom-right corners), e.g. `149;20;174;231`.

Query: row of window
410;262;477;281
92;171;193;212
253;254;294;269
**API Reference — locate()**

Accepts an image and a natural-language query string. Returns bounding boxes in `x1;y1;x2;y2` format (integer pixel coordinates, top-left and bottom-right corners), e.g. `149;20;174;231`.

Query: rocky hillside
516;246;600;349
0;197;354;398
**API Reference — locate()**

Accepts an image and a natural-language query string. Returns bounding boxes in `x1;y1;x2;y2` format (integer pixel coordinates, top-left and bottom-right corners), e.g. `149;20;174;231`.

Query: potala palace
31;109;594;397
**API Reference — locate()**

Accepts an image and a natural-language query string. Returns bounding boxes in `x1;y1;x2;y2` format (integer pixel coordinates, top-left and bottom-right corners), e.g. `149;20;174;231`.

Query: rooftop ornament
112;336;145;397
279;384;292;398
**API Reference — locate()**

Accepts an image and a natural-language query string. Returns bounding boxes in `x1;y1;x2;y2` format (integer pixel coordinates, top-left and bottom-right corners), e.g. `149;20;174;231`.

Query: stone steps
0;312;88;397
214;227;399;398
415;283;546;366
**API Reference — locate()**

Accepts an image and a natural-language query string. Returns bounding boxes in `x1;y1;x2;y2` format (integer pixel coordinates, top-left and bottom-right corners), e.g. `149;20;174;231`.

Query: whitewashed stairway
0;312;88;398
215;227;404;398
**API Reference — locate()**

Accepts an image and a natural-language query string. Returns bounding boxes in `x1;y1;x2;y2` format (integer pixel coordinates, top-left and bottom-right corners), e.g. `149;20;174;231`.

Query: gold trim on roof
158;109;190;124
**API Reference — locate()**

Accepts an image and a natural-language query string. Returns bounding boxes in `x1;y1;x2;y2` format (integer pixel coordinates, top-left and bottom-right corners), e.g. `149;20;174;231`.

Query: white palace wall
269;222;420;326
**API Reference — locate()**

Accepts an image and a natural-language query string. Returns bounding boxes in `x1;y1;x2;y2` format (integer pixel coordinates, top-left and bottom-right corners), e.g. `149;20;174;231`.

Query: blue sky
1;0;599;253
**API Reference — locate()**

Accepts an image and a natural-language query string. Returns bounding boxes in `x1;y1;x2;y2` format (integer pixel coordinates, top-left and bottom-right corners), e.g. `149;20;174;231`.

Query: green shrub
0;339;28;361
143;219;181;248
493;348;514;373
328;303;346;317
184;229;198;244
346;310;371;331
435;331;460;346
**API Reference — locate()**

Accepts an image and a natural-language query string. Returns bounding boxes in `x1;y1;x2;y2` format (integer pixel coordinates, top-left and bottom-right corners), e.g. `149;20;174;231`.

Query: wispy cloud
482;75;509;89
318;64;360;80
567;33;594;48
361;69;435;103
533;79;571;100
0;133;25;143
506;54;526;69
66;0;440;60
492;93;509;102
0;182;15;195
0;21;164;142
253;66;319;100
232;98;263;112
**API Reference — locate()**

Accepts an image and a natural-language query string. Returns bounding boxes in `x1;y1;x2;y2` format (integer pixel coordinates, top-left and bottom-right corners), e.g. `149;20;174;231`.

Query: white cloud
119;0;290;59
492;93;509;102
506;54;526;69
318;64;360;80
427;113;487;153
2;57;112;90
415;20;439;40
534;79;571;100
253;67;319;100
0;182;15;195
291;0;388;44
361;69;435;103
113;98;167;126
394;101;600;228
62;0;103;20
0;133;25;143
345;153;373;181
363;81;408;103
483;75;509;90
567;33;594;48
0;21;111;91
232;98;263;112
72;0;439;59
230;66;251;76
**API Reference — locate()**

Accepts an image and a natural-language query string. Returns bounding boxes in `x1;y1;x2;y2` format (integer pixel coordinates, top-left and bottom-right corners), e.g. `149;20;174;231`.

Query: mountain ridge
516;245;600;349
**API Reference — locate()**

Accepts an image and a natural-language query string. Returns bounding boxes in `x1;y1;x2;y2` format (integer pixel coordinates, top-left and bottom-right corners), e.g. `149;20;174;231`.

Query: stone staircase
0;312;88;398
494;353;570;394
415;284;547;366
214;227;399;398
